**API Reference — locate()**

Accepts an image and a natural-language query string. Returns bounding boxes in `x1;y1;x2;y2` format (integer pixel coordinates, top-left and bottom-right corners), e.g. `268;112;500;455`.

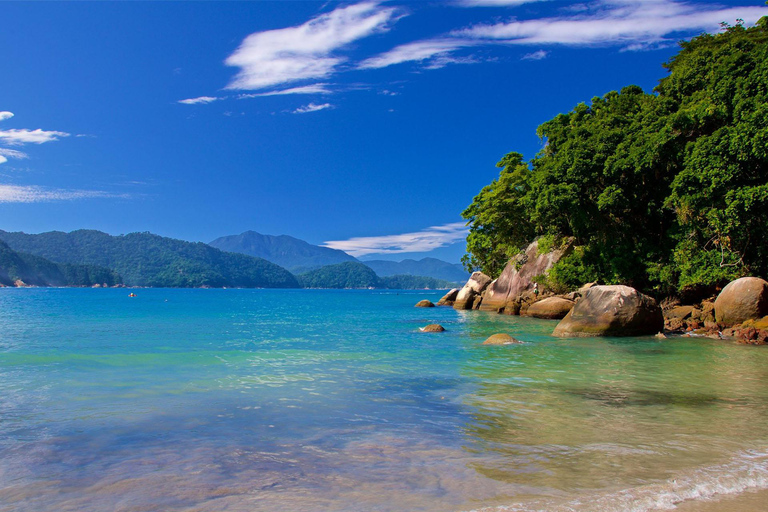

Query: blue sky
2;0;766;263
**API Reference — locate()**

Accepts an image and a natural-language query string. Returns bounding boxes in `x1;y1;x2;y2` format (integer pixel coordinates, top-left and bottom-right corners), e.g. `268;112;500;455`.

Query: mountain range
0;230;299;288
209;231;355;273
209;230;467;283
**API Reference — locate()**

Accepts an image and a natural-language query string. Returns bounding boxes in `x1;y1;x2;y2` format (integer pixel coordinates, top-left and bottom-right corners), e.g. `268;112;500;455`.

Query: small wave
471;447;768;512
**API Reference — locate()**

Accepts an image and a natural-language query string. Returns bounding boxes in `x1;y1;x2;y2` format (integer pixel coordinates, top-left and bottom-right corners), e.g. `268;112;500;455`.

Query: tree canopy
463;19;768;297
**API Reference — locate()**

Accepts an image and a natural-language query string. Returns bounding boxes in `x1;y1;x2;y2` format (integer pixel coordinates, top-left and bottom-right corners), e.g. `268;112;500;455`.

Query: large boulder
714;277;768;326
415;300;435;308
421;324;445;333
552;285;663;337
453;272;492;310
436;288;459;306
479;239;573;314
524;297;575;320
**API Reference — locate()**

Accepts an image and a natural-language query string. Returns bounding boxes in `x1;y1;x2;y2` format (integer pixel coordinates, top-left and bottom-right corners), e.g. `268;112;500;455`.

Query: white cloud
358;38;474;69
0;128;70;145
521;49;549;60
178;96;224;105
0;112;14;122
225;2;400;91
323;222;468;257
0;148;29;165
362;0;768;70
0;184;123;203
292;102;334;114
456;0;547;6
455;1;768;46
238;83;334;98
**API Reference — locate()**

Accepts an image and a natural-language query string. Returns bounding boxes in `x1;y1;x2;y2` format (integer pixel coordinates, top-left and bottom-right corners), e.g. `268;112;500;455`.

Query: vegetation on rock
462;19;768;297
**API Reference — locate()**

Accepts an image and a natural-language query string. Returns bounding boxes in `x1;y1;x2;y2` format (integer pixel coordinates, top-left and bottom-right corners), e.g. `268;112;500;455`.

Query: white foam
470;447;768;512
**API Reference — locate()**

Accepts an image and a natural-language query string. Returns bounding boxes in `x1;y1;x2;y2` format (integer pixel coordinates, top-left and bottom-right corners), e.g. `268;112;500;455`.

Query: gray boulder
553;285;663;337
479;238;573;314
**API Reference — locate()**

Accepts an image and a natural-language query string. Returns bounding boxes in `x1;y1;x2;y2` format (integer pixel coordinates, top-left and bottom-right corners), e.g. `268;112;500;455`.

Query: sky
2;0;767;263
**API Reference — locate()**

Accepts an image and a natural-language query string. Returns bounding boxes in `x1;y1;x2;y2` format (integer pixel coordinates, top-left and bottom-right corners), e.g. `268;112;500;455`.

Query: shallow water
1;288;767;511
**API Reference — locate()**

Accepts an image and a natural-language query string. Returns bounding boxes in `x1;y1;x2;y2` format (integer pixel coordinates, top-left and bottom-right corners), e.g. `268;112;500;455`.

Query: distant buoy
129;293;137;298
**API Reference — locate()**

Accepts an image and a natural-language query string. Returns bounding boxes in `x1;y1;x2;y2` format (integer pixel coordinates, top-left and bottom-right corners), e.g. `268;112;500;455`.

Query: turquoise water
1;288;768;512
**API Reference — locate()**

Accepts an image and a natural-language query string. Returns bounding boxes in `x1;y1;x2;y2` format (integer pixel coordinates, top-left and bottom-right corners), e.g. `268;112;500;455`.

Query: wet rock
415;300;435;308
553;285;663;337
482;333;522;345
524;297;575;320
421;324;445;333
714;277;768;326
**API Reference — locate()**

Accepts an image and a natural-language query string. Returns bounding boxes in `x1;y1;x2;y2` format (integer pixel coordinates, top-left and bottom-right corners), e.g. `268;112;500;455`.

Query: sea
1;288;768;512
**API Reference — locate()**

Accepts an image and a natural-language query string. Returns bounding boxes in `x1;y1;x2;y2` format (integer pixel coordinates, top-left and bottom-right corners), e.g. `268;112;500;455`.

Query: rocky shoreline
433;240;768;343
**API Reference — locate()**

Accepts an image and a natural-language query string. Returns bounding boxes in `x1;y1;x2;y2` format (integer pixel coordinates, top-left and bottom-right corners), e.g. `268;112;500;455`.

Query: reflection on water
1;289;767;512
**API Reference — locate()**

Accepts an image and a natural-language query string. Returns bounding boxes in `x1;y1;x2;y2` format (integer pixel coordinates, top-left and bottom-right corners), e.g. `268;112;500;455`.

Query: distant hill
297;261;456;289
0;230;299;288
209;231;356;272
362;258;468;284
0;239;121;287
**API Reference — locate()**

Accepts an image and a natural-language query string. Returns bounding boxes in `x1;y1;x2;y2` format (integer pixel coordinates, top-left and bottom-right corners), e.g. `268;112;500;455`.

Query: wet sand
675;488;768;511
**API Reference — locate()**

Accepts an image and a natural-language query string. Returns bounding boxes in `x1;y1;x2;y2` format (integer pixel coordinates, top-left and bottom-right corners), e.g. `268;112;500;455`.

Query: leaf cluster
463;19;768;295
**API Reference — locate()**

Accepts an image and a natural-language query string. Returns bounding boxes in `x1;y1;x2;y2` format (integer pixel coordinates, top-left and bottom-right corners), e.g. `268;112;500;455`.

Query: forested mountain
0;240;121;287
297;261;455;289
209;231;356;272
462;19;768;297
0;230;299;288
363;258;467;284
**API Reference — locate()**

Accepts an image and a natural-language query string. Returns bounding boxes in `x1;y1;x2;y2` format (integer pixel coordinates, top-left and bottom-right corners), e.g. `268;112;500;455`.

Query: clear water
1;288;767;512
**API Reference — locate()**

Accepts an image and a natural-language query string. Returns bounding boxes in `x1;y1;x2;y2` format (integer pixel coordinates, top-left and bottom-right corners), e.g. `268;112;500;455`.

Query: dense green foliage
0;240;121;287
463;19;768;296
0;230;299;288
297;261;456;289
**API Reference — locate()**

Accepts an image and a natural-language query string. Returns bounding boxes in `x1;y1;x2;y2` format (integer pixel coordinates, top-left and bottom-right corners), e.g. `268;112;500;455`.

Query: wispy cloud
323;222;468;257
455;0;768;46
521;49;549;60
0;112;14;122
358;38;476;69
225;2;401;91
0;148;29;165
238;83;334;98
361;0;768;69
456;0;547;6
292;102;334;114
178;96;224;105
0;184;125;203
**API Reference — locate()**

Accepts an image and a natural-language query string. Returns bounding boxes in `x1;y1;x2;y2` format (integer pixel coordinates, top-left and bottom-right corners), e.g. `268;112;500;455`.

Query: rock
524;297;575;320
479;238;574;314
421;324;445;333
741;316;768;330
552;285;663;337
665;305;694;320
415;300;435;308
655;332;667;339
436;288;459;306
482;333;522;345
453;272;492;310
714;277;768;326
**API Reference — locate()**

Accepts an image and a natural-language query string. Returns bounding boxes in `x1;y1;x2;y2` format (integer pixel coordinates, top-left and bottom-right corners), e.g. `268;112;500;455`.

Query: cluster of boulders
424;239;768;343
660;277;768;344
